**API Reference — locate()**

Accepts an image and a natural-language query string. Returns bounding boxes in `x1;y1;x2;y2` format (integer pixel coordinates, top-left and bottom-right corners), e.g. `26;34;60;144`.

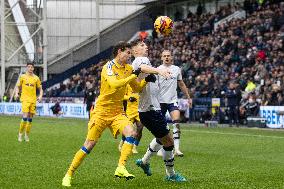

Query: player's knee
160;134;174;147
130;130;137;138
124;126;137;138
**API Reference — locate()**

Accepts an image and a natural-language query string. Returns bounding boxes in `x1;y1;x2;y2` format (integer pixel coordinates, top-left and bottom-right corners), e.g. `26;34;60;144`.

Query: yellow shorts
22;101;36;114
87;113;133;141
128;114;140;124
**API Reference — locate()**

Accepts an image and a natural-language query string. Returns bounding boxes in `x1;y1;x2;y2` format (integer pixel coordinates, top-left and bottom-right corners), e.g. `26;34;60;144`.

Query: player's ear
117;49;122;55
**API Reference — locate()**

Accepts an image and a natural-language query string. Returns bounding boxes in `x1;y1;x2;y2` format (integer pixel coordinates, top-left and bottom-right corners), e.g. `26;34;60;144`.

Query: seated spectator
245;94;260;117
50;101;63;117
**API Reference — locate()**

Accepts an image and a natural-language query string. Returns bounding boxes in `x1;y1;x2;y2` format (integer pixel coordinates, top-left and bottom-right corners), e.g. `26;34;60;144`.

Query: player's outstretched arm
139;64;171;79
103;67;138;89
129;79;147;93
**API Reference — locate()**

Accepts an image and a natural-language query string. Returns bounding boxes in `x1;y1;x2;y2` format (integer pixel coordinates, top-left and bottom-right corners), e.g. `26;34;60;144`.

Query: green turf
1;115;284;188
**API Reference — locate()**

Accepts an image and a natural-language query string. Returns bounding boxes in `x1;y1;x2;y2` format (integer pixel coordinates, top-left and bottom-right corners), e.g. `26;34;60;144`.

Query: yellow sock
67;147;89;176
118;143;133;166
25;121;32;135
19;119;26;134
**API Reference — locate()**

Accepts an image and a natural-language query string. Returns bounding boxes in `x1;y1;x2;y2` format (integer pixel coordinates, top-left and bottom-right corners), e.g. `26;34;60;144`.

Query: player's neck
135;54;146;58
26;72;34;76
114;58;125;66
163;63;172;67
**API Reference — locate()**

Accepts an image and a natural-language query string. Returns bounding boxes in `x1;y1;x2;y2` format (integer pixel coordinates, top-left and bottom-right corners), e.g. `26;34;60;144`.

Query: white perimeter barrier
0;102;88;118
260;106;284;128
0;100;190;119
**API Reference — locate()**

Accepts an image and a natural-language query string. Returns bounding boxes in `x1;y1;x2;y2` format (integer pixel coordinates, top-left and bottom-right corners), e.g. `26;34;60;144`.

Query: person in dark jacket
50;100;63;117
84;83;97;119
225;82;240;125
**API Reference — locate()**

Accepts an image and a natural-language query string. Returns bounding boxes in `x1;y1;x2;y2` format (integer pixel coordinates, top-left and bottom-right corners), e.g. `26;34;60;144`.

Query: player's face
119;48;132;63
161;51;172;65
26;64;34;74
135;42;148;56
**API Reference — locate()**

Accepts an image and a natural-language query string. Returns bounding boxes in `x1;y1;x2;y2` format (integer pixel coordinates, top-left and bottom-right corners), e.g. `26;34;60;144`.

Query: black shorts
160;103;179;116
139;110;169;138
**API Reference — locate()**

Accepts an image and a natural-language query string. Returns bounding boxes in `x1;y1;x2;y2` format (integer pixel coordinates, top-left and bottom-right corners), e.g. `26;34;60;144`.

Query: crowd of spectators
45;1;284;123
45;60;105;98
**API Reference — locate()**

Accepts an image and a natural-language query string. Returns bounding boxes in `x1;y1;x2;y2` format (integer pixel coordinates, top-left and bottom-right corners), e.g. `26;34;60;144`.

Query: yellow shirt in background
17;73;41;103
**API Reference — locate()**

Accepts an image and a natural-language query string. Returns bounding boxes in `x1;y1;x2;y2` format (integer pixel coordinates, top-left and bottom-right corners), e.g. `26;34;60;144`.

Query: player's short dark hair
129;39;143;48
112;41;131;57
162;49;172;54
27;61;35;67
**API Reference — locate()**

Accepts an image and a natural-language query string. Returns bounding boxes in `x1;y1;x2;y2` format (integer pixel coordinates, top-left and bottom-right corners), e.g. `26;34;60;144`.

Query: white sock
142;138;163;164
163;146;175;176
173;123;180;151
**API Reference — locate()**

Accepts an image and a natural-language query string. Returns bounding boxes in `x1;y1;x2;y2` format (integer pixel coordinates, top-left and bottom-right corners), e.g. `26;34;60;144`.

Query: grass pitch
1;115;284;188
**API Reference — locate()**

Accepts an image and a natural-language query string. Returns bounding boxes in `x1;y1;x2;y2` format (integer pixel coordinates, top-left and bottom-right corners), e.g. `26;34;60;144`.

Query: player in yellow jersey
15;62;43;142
62;41;148;187
119;84;143;154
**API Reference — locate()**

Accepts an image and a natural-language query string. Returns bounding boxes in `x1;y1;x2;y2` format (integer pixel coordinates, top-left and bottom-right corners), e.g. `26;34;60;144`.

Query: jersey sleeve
17;75;23;87
36;77;42;88
177;67;182;80
102;63;137;89
132;57;151;70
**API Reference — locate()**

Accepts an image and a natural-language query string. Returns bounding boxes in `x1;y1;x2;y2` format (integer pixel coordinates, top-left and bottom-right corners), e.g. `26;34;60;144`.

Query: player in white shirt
130;39;187;182
157;50;192;157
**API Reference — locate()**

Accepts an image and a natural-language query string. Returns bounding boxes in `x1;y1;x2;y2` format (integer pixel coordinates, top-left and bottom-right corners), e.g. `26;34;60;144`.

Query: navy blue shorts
160;103;179;117
139;110;169;138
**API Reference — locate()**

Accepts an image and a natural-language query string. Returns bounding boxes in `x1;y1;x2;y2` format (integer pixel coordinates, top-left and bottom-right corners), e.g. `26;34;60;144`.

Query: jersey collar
113;59;125;68
25;72;34;77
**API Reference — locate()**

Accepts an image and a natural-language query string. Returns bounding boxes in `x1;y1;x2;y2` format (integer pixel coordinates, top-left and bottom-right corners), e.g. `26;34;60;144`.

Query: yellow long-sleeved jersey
91;59;146;119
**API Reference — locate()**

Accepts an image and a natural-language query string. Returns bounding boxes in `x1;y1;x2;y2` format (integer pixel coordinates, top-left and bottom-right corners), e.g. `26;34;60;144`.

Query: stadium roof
136;0;201;5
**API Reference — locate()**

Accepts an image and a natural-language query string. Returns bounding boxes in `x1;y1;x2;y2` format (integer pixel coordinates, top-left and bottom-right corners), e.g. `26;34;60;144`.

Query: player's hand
145;74;156;82
14;93;19;100
37;96;42;102
129;97;137;102
158;68;172;79
132;68;142;77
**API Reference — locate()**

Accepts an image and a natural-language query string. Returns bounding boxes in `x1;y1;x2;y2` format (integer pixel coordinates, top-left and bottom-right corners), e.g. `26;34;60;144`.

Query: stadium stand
42;0;284;123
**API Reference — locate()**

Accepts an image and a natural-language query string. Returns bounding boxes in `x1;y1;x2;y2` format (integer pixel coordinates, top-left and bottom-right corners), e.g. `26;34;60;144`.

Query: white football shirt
132;57;161;112
157;64;182;103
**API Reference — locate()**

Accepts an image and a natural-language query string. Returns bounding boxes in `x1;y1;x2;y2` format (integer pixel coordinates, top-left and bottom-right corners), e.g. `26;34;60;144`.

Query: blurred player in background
84;81;96;119
15;62;43;142
157;50;192;157
62;41;147;187
119;84;145;154
130;39;187;182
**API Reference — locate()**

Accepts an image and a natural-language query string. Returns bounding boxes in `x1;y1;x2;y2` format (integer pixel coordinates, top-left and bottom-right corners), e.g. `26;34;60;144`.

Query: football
154;16;174;36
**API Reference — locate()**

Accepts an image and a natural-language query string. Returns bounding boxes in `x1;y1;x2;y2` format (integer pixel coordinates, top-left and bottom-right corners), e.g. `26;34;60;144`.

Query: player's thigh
169;104;180;120
22;102;30;114
87;116;108;141
29;103;36;115
110;114;134;138
139;111;169;138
